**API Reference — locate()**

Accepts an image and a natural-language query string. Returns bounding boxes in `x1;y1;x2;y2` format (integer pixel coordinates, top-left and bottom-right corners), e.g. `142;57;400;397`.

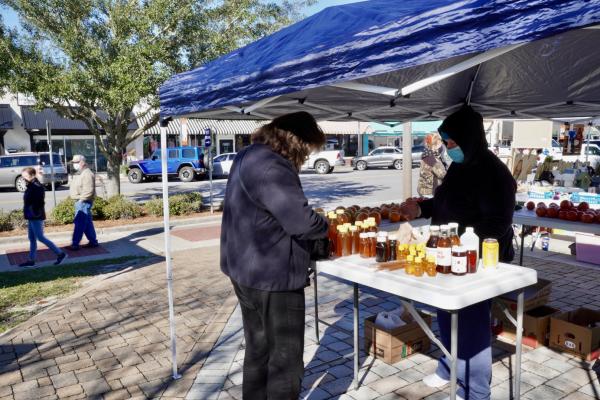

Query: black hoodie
23;178;47;221
419;106;516;262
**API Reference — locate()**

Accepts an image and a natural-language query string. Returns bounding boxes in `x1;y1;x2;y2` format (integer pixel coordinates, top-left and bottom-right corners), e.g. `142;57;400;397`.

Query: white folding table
512;209;600;265
312;256;537;400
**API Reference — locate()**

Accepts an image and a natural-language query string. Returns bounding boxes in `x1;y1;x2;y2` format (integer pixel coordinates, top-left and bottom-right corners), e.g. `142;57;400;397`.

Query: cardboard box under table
493;305;561;349
549;308;600;361
364;312;431;364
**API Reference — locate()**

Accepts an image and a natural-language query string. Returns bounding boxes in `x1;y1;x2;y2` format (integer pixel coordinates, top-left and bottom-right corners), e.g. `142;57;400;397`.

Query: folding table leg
450;311;458;400
353;283;359;390
313;272;320;344
519;225;526;266
515;290;524;400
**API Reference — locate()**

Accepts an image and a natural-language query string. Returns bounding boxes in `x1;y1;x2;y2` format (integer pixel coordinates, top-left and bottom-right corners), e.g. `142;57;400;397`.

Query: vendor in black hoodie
401;105;516;400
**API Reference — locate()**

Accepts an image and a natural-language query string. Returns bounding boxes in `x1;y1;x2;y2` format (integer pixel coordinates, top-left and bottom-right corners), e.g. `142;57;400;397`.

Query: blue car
127;147;206;183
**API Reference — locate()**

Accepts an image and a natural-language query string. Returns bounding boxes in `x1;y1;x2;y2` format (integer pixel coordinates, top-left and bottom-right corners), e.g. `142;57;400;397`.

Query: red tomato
577;211;585;221
567;211;578;221
595;214;600;223
546;207;559;218
535;207;547;217
526;201;535;210
558;210;568;220
560;200;572;210
577;202;590;212
581;213;595;223
548;203;559;209
537;202;547;209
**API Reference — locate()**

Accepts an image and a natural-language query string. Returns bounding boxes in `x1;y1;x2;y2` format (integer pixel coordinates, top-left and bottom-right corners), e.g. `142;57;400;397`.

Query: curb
0;214;222;246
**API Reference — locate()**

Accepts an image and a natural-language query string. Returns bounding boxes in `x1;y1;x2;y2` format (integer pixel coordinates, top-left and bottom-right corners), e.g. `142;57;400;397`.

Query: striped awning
0;105;13;130
21;106;138;131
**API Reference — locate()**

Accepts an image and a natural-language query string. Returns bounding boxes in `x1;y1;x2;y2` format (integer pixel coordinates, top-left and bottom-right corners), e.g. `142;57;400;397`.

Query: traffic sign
204;128;212;147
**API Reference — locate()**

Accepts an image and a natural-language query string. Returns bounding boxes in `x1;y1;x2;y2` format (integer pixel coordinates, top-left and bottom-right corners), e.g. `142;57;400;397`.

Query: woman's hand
399;199;421;221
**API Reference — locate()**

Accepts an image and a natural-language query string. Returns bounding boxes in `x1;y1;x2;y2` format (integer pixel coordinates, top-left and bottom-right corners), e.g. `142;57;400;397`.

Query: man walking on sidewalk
68;155;98;250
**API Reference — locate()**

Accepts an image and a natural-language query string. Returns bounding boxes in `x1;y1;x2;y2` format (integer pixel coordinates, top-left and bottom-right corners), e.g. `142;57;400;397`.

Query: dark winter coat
419;106;516;262
220;144;329;291
23;178;46;221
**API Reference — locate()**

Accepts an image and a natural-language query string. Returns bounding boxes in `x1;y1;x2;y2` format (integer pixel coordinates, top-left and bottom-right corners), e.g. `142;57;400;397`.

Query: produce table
312;256;537;400
513;209;600;265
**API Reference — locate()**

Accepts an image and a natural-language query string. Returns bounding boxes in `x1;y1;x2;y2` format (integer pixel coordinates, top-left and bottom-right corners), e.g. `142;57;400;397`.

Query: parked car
0;152;67;192
540;139;563;160
352;147;403;171
127;146;206;183
302;149;345;174
562;144;600;168
212;152;236;177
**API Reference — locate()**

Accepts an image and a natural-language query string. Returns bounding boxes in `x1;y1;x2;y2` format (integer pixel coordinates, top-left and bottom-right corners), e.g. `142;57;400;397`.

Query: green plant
51;198;76;224
120;165;129;176
92;196;108;219
8;210;27;230
0;211;13;232
143;192;202;217
102;195;143;220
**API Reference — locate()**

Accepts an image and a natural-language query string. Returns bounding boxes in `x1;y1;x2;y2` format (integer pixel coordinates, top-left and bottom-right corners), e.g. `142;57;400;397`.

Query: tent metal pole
402;122;412;200
243;95;281;113
329;81;397;96
160;121;182;381
400;43;525;96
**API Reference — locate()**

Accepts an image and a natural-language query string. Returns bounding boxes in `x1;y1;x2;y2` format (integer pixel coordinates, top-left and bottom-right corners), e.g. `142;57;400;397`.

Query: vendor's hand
399;199;421;221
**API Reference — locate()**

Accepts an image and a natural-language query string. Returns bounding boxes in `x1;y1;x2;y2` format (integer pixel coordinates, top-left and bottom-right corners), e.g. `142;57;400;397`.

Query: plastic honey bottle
414;257;424;277
448;222;461;246
350;226;360;254
425;255;437;277
436;225;452;274
328;213;338;257
405;255;415;275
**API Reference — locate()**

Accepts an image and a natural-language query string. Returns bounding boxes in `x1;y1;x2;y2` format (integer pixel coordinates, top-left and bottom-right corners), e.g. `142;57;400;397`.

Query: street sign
204;128;212;147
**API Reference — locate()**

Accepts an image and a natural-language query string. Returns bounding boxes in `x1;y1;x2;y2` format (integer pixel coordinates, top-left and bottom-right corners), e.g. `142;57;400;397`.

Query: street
0;167;421;213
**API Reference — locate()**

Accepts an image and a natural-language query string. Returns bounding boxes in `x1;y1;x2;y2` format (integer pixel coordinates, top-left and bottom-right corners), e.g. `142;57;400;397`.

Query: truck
561;144;600;168
302;149;345;174
127;146;206;183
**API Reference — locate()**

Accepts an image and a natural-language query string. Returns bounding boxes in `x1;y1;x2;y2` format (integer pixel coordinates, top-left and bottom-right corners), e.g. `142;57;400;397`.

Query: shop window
219;139;234;154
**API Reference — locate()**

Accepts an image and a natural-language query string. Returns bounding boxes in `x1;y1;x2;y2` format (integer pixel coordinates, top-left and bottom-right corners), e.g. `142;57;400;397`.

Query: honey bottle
436;225;452;274
359;233;369;258
355;220;364;233
426;226;440;264
405;255;415;275
368;232;377;257
328;213;338;257
336;209;349;224
425;255;437;277
350;226;360;254
375;236;388;262
414;257;424;277
388;235;398;261
336;226;345;258
343;227;353;256
448;222;461;246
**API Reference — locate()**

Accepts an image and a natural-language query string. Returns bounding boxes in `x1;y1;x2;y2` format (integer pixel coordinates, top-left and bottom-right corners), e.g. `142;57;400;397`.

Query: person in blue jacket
401;105;516;400
19;167;67;267
220;111;329;400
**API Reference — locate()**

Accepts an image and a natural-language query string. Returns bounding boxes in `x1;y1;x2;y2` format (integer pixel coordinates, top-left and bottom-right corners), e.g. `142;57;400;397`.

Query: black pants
231;279;305;400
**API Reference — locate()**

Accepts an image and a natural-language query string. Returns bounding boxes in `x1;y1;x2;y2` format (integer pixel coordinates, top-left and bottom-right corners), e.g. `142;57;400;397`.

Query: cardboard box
549;308;600;361
575;233;600;266
497;278;552;313
364;312;431;364
492;305;561;349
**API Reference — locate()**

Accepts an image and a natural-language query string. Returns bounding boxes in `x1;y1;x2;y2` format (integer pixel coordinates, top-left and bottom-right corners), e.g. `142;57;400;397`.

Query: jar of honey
405;255;415;275
368;232;377;257
436;225;452;274
359;233;369;258
414;257;424;277
375;236;388;262
388;235;398;261
328;213;338;257
355;221;364;232
426;226;440;263
350;226;360;254
336;209;350;224
425;255;437;277
451;245;467;276
448;222;461;246
335;225;345;258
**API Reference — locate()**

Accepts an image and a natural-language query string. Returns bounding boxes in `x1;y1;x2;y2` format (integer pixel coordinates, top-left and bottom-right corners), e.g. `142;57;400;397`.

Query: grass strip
0;256;146;333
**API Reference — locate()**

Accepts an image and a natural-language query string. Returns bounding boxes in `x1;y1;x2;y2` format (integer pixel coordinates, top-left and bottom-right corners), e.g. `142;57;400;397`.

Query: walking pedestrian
19;167;67;267
401;105;516;400
68;155;98;250
417;132;448;197
220;111;329;400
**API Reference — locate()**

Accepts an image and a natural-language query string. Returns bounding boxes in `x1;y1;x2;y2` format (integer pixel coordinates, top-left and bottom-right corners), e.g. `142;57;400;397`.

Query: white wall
1;93;31;153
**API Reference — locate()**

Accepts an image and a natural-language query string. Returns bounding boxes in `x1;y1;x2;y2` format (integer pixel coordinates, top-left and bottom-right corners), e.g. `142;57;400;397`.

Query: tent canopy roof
159;0;600;124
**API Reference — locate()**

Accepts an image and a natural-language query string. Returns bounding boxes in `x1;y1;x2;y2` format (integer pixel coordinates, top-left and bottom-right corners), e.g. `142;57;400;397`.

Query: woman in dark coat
20;167;67;267
220;112;329;400
401;105;516;400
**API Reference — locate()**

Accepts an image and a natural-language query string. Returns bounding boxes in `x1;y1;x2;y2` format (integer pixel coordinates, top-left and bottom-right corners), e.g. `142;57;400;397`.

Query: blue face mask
447;146;465;163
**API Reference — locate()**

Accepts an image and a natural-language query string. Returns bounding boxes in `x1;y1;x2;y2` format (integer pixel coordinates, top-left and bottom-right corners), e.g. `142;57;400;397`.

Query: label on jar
452;255;467;274
436;247;451;267
426;247;437;262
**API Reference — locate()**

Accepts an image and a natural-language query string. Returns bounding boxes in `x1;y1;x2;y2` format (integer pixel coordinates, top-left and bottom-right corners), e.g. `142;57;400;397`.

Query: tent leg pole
160;124;181;380
402;122;413;200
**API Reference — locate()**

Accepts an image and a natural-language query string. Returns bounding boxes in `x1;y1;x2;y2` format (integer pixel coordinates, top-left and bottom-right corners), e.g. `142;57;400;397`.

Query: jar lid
377;236;387;243
452;245;465;252
355;221;363;226
465;227;474;233
448;222;459;228
336;209;345;214
440;224;449;229
368;232;377;238
388;234;398;241
430;226;440;231
359;232;368;238
350;226;358;232
377;231;388;237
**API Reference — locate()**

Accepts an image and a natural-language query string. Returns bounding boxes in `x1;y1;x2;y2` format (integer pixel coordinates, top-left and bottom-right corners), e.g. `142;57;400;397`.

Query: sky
1;1;363;29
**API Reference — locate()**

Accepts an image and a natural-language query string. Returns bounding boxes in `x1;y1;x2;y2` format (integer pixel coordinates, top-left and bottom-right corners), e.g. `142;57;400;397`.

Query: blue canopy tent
156;0;600;394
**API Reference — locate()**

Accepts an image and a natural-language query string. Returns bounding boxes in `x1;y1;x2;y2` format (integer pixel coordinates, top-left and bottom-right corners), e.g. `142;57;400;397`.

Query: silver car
0;152;68;192
351;147;404;170
212;152;236;177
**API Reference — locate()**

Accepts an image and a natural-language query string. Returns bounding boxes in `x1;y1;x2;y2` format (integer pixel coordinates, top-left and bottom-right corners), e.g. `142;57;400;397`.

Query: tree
3;0;314;195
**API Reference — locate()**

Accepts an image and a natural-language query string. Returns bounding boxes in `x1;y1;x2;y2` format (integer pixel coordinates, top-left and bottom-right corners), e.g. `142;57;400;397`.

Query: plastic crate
527;191;554;200
571;193;600;205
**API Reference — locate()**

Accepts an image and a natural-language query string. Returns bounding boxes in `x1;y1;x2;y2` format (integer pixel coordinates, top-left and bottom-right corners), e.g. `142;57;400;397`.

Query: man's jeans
28;220;62;261
72;201;98;247
231;279;305;400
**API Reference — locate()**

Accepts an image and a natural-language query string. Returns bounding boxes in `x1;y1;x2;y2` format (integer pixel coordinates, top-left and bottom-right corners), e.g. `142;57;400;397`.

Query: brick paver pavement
217;256;600;400
0;247;236;400
6;245;109;265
